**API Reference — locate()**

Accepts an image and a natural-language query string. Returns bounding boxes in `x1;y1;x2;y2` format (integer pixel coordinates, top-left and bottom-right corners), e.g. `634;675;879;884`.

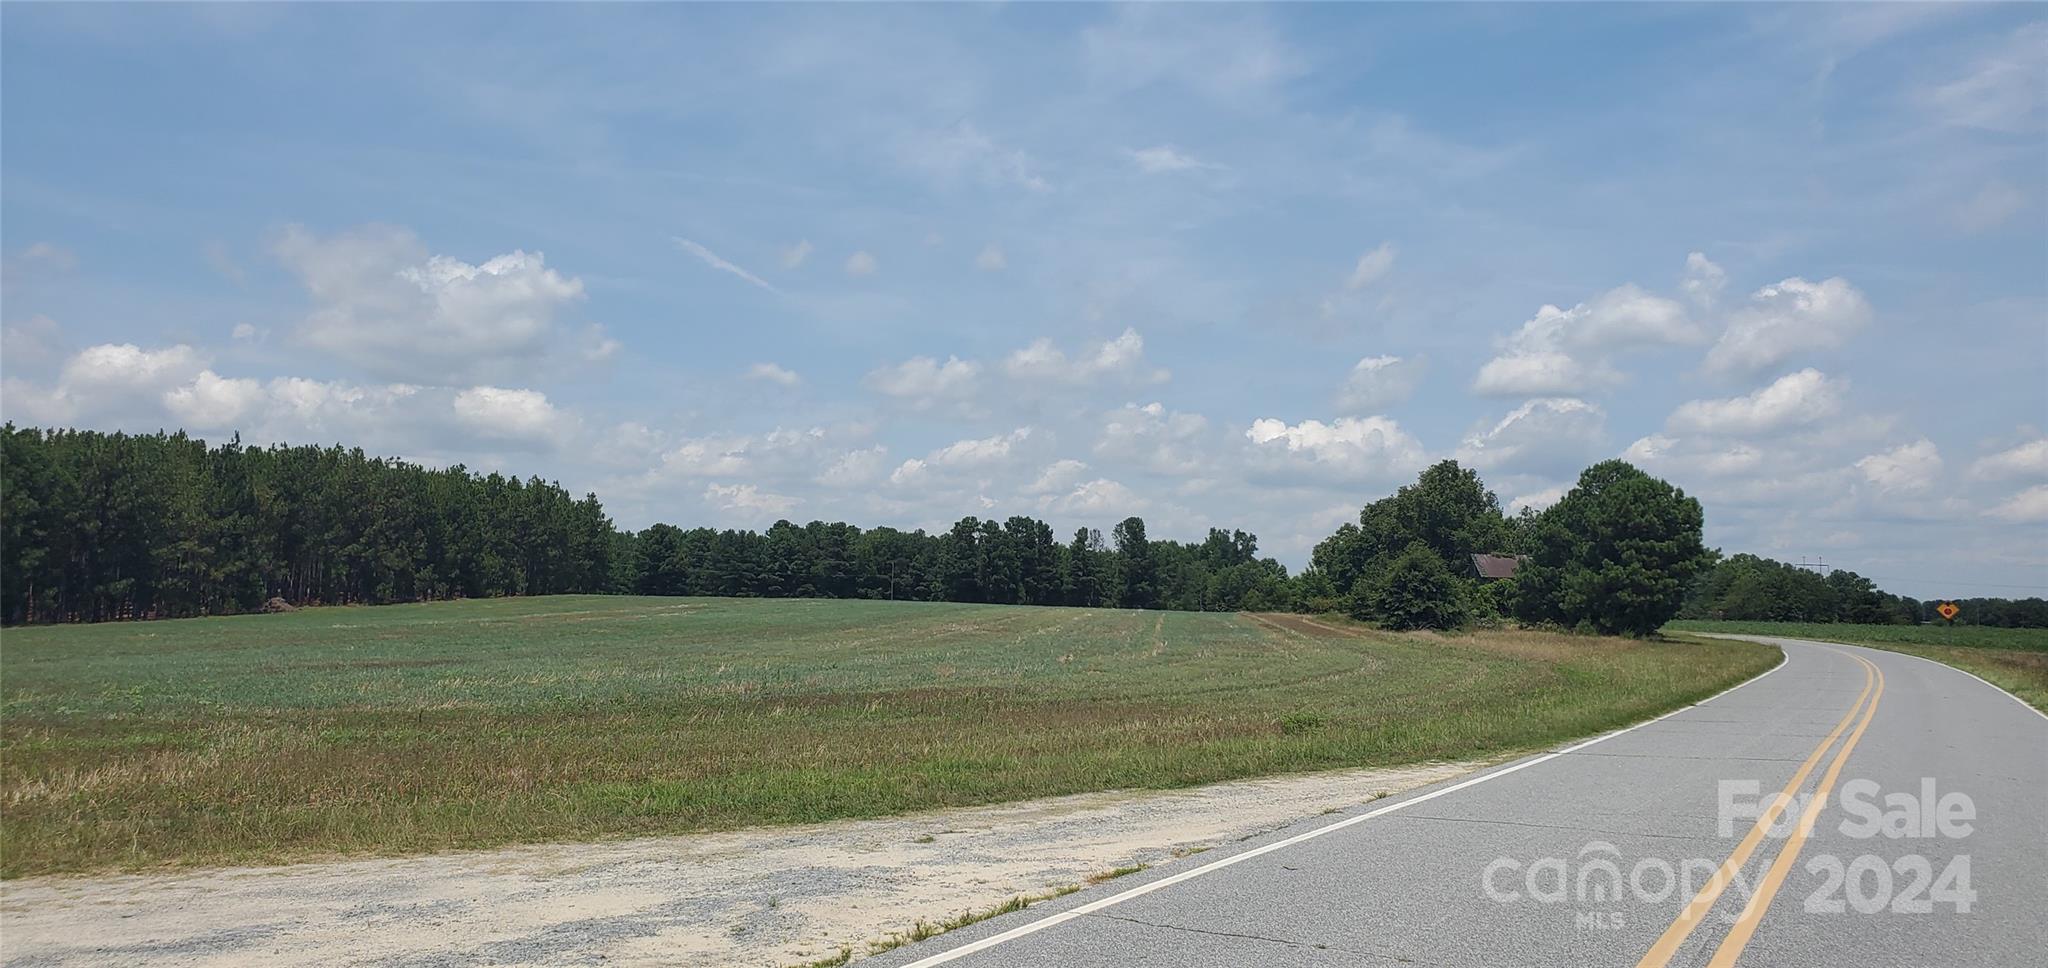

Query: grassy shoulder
1667;620;2048;713
2;597;1778;877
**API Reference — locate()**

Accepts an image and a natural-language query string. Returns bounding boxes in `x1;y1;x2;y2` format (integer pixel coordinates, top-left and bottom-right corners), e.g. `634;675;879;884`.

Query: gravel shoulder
0;760;1484;968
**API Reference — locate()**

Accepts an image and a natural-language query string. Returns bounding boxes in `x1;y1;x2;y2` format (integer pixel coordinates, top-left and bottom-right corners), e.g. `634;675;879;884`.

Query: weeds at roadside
859;884;1084;959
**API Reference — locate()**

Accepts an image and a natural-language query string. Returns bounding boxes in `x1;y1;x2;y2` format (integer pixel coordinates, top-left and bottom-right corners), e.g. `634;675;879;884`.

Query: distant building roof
1471;553;1525;580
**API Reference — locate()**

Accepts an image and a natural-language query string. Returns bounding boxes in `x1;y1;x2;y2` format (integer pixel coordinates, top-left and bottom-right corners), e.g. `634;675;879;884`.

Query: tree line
1679;552;2048;628
11;425;2032;631
0;426;1292;624
2;426;617;624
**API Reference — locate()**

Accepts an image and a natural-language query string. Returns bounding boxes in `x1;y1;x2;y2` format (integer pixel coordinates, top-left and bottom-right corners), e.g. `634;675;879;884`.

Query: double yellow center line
1634;649;1885;968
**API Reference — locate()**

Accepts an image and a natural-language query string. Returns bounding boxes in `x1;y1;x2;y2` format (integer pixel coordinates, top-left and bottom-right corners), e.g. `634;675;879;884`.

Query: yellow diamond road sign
1937;601;1960;621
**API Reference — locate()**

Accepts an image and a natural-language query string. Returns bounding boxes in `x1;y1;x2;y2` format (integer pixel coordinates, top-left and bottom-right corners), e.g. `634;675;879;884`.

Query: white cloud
1985;484;2048;523
976;243;1007;271
675;237;780;293
1704;277;1871;375
889;458;928;486
1025;458;1090;495
1097;401;1211;475
1040;478;1144;517
1855;439;1943;495
1667;368;1844;436
704;482;799;518
1508;486;1568;514
1474;280;1697;396
746;362;802;387
1623;433;1767;479
1456;398;1607;474
1126;145;1215;173
1970;437;2048;481
1003;328;1168;385
1336;355;1423;412
230;323;261;341
163;371;265;429
818;445;889;487
781;239;813;269
1346;243;1396;290
844;250;879;277
930;427;1034;467
865;355;981;407
62;342;205;395
1243;415;1427;481
277;225;591;383
661;435;754;477
1473;350;1610;398
451;386;571;446
1681;252;1727;306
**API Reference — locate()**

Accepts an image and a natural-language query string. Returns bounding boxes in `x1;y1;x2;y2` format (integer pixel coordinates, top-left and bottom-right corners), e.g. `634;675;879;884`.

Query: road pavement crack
1084;913;1441;963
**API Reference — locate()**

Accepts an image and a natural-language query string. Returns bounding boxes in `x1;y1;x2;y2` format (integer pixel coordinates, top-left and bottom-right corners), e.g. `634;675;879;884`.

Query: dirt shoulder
0;759;1483;967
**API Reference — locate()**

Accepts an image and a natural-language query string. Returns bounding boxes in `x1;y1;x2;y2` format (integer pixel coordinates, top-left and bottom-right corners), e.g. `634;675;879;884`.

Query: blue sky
3;3;2043;599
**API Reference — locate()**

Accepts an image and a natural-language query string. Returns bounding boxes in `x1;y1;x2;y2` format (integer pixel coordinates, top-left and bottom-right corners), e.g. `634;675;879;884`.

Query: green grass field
2;596;1777;877
1667;620;2048;712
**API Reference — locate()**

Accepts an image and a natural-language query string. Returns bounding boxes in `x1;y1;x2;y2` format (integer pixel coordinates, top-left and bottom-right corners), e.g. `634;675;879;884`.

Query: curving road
867;636;2048;968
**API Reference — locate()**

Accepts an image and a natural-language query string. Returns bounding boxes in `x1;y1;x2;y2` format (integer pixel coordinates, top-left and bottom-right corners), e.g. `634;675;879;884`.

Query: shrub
1368;543;1469;631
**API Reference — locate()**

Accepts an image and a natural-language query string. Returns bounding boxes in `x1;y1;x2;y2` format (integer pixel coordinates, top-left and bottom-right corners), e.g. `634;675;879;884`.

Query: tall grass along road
2;596;1775;877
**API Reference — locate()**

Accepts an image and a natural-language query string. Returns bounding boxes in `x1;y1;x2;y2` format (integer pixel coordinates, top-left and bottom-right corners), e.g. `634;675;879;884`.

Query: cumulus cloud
1970;437;2048;481
1025;458;1091;495
844;250;878;277
929;427;1035;467
1336;355;1423;412
1623;433;1767;480
1040;478;1143;517
675;237;780;293
1097;402;1211;475
1004;328;1168;385
278;225;595;383
818;445;889;487
1681;252;1727;306
1508;486;1568;514
865;355;981;407
1704;277;1871;375
163;371;265;429
1474;281;1697;396
1667;368;1844;436
1346;243;1396;290
1985;484;2048;523
451;386;572;447
1456;398;1607;474
746;362;802;387
1243;415;1427;481
704;482;799;517
1855;439;1943;495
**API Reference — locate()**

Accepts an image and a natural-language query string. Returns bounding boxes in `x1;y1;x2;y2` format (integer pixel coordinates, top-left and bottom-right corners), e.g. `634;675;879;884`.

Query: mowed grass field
3;596;1777;877
1668;620;2048;712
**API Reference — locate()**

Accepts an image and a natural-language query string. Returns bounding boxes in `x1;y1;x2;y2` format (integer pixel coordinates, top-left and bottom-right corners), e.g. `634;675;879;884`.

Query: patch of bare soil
0;760;1481;967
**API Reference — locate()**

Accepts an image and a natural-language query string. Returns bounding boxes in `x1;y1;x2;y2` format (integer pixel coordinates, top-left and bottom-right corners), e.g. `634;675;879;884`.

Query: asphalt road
867;637;2048;968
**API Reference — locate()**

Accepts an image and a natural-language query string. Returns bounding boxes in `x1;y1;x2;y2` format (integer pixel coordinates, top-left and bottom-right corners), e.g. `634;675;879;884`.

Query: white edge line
895;647;1792;967
1702;633;2048;724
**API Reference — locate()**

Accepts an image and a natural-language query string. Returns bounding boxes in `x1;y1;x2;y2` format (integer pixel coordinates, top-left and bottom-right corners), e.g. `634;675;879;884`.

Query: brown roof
1471;553;1524;580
